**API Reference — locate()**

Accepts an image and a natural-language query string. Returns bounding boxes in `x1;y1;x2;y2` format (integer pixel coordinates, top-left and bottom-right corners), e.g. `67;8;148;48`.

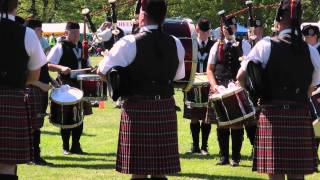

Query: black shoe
114;104;121;109
175;105;181;112
187;146;201;154
216;157;229;165
231;159;240;167
30;157;54;166
70;146;87;155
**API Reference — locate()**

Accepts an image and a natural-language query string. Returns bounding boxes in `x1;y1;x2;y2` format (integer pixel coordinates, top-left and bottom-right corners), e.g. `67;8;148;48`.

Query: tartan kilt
253;103;318;174
116;97;181;175
27;85;48;130
0;87;33;164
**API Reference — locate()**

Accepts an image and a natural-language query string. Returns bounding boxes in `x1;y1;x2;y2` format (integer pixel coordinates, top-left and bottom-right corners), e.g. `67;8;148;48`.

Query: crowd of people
1;0;320;180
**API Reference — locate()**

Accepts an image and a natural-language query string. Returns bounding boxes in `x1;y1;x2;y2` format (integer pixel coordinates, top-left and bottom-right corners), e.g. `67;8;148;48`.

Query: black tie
202;41;206;48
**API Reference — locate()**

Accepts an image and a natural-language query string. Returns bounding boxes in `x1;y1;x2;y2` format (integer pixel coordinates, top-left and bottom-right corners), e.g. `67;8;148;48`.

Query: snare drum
185;73;210;108
77;74;104;101
50;85;84;129
309;88;320;138
209;86;255;127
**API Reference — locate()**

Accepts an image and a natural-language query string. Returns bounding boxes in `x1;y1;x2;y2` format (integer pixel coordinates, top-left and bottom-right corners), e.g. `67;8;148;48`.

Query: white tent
42;23;90;36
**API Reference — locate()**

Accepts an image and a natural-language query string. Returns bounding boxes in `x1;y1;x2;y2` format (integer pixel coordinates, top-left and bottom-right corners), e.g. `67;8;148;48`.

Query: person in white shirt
206;14;251;167
302;24;320;52
237;1;320;179
184;18;214;156
0;0;47;179
47;22;93;156
98;0;184;179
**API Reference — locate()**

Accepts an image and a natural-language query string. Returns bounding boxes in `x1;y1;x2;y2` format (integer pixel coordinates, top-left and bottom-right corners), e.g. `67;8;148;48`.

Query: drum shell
210;88;255;127
163;19;197;92
77;74;105;101
50;100;83;129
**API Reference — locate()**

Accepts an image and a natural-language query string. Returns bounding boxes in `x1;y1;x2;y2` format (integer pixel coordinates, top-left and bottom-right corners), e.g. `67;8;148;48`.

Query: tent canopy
42;23;90;36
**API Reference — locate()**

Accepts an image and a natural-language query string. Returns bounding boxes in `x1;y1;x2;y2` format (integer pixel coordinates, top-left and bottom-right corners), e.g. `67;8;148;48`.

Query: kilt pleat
253;104;318;174
116;98;181;175
27;86;48;130
0;87;32;164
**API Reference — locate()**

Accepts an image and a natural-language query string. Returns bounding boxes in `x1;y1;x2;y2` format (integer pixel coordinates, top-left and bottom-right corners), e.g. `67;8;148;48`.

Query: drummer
206;15;251;166
25;19;53;166
237;0;320;178
184;18;214;155
0;0;47;178
47;22;93;155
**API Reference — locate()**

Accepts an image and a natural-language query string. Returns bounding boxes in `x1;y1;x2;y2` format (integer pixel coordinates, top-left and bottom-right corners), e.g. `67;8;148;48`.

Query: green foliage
17;0;320;35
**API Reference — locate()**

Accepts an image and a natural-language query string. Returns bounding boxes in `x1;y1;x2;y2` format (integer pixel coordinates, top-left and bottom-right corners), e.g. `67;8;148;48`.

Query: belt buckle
155;95;161;100
283;104;289;109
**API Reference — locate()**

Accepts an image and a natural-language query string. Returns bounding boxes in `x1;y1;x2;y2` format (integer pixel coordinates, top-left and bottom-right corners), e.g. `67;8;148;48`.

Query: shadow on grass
180;153;252;161
48;163;115;170
43;153;116;162
172;173;262;180
42;130;96;137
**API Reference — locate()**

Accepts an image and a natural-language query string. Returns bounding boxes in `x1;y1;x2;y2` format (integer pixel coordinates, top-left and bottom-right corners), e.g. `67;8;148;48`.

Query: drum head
51;85;83;105
77;74;101;81
193;73;209;86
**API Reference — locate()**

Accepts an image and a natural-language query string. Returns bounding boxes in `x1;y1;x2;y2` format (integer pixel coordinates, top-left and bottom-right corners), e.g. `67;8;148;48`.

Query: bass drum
163;18;198;92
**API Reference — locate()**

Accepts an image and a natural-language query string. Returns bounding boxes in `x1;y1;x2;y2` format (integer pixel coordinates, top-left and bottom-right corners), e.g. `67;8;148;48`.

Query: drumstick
70;68;92;72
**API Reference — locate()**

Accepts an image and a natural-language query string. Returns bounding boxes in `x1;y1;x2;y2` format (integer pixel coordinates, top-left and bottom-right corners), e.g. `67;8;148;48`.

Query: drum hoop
217;112;255;126
50;97;83;105
49;119;83;129
183;28;198;92
77;74;101;80
185;101;208;108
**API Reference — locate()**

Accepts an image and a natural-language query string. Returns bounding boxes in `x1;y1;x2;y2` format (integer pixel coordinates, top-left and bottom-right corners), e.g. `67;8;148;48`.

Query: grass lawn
18;57;320;180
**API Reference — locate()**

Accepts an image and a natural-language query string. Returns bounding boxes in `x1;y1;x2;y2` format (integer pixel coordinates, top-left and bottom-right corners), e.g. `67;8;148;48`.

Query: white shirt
96;27;112;42
2;14;47;70
47;42;91;67
98;25;185;80
208;38;252;65
240;29;320;86
313;42;320;50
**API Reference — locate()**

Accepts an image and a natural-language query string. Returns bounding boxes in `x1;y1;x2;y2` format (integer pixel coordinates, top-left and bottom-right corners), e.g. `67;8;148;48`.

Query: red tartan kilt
0;87;33;164
27;86;48;129
116;97;181;175
253;104;318;174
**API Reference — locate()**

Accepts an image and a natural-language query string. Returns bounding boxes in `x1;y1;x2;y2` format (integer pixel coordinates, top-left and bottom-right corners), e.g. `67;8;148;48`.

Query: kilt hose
116;97;181;175
253;103;318;175
27;86;48;130
0;87;33;164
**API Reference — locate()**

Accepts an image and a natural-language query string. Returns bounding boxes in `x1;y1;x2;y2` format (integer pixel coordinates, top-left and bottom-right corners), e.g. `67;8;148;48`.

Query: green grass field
18;57;320;180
